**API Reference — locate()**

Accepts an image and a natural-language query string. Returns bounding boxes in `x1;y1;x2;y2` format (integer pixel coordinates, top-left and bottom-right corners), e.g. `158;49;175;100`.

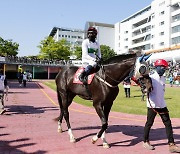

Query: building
115;0;180;62
85;21;115;50
49;27;85;59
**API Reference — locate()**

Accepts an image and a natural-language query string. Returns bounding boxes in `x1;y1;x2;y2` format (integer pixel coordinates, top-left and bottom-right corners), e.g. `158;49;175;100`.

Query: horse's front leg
64;108;76;143
57;109;64;133
92;104;110;148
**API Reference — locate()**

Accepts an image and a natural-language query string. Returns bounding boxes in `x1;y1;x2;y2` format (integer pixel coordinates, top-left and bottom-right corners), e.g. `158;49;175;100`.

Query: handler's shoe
169;143;180;153
143;142;155;150
0;109;6;115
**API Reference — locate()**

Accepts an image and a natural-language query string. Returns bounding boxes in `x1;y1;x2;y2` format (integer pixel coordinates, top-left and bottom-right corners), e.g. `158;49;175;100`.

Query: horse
55;54;153;148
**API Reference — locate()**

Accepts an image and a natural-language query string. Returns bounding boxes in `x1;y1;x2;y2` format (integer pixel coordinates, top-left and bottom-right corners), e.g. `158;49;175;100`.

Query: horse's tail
54;116;60;121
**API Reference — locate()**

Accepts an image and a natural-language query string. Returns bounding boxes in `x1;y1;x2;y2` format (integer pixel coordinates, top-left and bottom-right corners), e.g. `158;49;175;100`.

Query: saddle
73;67;95;85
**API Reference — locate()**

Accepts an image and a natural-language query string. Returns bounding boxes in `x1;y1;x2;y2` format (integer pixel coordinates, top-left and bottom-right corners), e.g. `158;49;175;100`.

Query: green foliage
74;46;82;60
43;81;180;118
73;44;116;60
38;36;71;60
0;37;19;56
100;45;116;61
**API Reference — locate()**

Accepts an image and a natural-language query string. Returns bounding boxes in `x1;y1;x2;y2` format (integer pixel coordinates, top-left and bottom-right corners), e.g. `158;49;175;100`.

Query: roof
49;27;84;37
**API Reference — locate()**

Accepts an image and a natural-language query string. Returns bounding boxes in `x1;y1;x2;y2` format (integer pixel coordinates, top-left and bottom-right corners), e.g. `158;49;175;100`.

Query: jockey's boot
79;71;88;84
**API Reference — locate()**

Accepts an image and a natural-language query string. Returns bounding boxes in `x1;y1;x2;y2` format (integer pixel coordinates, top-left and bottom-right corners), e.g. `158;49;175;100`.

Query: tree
74;46;82;60
73;44;116;61
38;36;71;60
100;45;116;61
0;37;19;56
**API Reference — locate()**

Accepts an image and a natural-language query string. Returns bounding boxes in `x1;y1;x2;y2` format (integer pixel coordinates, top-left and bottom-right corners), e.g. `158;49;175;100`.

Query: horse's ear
144;54;152;61
139;55;145;63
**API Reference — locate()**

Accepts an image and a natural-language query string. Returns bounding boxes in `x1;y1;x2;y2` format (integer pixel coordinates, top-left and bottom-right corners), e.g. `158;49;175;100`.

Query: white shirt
0;75;5;91
146;71;167;108
23;74;27;80
82;39;101;67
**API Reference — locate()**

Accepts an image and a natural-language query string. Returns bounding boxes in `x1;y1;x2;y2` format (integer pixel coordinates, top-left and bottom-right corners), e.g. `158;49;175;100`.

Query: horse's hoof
103;143;110;149
91;139;96;144
91;136;98;144
70;138;76;143
57;129;63;133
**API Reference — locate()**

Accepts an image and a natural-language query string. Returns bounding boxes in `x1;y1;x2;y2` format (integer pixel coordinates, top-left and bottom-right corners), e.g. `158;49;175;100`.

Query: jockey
143;59;180;153
79;27;101;84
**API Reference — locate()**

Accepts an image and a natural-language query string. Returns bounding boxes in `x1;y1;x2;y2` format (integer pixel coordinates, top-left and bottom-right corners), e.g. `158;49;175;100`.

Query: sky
0;0;152;56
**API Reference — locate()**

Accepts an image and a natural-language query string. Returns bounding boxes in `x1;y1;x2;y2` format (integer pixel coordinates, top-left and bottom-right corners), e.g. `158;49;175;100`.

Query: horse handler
143;59;180;153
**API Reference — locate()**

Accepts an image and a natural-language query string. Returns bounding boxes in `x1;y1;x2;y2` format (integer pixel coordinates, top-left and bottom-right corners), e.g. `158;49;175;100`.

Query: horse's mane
103;54;137;65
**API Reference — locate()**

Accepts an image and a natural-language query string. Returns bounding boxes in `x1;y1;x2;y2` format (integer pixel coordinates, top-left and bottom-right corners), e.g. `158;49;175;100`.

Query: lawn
43;80;180;118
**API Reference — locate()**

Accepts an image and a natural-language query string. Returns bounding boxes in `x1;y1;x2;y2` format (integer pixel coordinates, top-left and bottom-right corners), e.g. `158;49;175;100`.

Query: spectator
0;70;8;115
123;76;131;98
169;75;174;87
23;72;27;87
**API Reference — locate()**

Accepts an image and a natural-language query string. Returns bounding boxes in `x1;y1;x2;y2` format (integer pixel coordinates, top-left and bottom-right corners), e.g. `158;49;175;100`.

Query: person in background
23;72;27;87
123;76;131;98
143;59;180;153
18;72;23;87
79;27;101;84
0;69;8;115
169;75;174;87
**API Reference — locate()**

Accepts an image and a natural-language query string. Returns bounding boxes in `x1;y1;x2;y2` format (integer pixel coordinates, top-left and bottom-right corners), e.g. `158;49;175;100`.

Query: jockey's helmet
154;59;168;68
87;27;97;35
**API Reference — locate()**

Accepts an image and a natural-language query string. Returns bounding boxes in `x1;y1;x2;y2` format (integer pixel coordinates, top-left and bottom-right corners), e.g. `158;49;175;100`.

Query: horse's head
133;54;153;93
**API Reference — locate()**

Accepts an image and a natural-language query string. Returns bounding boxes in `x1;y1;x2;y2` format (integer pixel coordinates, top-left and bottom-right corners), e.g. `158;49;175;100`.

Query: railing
0;56;83;67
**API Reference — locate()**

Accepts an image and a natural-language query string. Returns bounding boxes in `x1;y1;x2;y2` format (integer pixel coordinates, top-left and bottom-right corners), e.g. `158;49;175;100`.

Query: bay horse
55;54;153;148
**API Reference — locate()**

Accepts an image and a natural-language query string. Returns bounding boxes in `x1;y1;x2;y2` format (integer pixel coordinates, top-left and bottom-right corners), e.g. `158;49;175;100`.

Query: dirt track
0;81;180;154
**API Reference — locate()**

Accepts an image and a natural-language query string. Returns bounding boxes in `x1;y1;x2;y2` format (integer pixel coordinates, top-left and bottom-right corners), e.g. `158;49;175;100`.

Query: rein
95;75;118;88
94;64;120;88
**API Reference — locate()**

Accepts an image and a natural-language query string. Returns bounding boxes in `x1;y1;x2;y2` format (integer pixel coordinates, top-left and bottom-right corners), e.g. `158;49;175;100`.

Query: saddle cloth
73;67;95;85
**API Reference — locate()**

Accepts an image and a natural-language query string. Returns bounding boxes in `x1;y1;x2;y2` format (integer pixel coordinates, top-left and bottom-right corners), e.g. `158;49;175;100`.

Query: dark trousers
124;88;130;97
144;107;174;143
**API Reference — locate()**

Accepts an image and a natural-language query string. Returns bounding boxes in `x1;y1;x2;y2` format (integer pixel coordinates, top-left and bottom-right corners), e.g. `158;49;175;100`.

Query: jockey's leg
79;65;94;84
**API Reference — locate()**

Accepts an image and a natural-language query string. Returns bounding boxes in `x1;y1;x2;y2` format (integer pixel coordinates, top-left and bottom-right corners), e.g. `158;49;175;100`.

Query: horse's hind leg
58;108;64;133
57;91;64;133
61;93;76;143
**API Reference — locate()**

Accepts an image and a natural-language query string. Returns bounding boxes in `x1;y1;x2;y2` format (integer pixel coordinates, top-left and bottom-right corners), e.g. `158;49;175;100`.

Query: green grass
43;80;180;118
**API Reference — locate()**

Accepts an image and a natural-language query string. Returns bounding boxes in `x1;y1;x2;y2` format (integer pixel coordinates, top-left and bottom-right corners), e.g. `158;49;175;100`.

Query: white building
115;0;180;62
49;27;84;47
85;21;115;50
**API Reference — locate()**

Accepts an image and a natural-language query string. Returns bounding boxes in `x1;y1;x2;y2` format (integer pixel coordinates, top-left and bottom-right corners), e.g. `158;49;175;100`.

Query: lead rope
147;93;168;115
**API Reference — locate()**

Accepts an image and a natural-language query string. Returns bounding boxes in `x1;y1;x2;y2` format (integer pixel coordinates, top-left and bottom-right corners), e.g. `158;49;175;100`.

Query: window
124;38;128;41
160;42;164;46
172;25;180;33
124;31;128;34
160;32;164;35
172;36;180;44
159;21;164;26
159;11;165;15
172;14;180;22
159;1;165;6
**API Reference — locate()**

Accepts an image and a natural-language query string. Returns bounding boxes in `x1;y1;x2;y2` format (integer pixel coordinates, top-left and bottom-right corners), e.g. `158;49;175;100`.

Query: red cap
154;59;168;67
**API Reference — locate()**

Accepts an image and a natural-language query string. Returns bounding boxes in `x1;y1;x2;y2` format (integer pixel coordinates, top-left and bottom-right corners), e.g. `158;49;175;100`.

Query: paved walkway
0;80;180;154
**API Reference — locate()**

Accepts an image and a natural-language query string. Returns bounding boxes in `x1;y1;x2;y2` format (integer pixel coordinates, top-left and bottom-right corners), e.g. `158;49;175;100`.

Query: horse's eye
139;65;147;74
